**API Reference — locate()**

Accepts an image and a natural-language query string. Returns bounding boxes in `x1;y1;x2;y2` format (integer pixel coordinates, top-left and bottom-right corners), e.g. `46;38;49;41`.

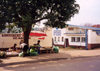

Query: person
20;42;27;49
13;43;17;51
20;41;28;56
36;40;41;54
37;40;40;46
19;40;24;48
9;43;17;51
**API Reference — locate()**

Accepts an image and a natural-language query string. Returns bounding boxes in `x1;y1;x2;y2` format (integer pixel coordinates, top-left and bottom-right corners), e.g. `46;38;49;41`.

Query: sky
67;0;100;26
34;0;100;28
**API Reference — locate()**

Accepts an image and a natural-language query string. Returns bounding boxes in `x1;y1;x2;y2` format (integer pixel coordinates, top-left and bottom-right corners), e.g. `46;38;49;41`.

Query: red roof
29;32;47;37
92;24;100;28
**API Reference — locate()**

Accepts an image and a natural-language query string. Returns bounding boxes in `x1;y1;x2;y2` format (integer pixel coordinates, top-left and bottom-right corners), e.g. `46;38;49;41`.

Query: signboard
53;29;61;36
1;34;23;39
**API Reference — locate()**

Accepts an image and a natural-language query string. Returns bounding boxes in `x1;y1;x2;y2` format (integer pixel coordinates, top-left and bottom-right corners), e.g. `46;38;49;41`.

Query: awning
38;37;45;40
29;32;47;37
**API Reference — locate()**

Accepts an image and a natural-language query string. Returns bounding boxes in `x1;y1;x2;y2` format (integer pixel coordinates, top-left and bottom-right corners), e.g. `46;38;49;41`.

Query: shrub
0;51;6;58
53;46;59;53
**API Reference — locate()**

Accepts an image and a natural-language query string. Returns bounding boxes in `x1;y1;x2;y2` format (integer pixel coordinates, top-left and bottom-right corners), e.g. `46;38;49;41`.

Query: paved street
0;56;100;71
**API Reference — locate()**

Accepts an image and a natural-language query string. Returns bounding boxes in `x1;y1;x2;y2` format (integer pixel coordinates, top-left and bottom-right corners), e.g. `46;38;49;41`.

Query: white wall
52;27;85;46
0;28;52;48
65;26;85;34
0;35;21;48
52;28;66;45
88;30;100;44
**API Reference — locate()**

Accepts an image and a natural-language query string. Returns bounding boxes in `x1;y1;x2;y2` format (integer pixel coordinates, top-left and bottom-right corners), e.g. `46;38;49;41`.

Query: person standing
36;40;41;54
20;40;28;56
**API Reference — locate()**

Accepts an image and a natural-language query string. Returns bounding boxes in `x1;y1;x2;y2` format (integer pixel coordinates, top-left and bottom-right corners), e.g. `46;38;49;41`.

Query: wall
38;27;52;47
0;28;52;48
52;28;66;45
88;30;100;44
52;27;86;47
0;34;21;48
88;30;100;49
65;26;85;34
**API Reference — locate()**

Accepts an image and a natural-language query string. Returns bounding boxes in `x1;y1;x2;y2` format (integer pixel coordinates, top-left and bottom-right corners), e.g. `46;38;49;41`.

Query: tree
0;16;6;32
0;0;79;45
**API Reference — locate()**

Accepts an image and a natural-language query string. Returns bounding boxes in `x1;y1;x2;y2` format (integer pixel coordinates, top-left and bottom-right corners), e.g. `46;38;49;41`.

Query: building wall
52;28;66;46
88;30;100;49
0;34;21;48
0;28;52;48
52;27;86;48
52;26;100;49
65;26;85;34
29;28;52;48
39;28;52;47
88;30;100;44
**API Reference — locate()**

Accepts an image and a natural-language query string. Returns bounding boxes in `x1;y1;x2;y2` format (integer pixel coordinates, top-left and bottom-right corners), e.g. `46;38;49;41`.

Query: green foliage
0;0;79;28
0;0;79;43
0;51;6;58
0;23;6;32
53;46;59;53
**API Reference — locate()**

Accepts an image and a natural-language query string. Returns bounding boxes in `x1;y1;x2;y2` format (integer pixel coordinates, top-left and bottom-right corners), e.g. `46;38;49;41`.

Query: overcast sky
67;0;100;25
35;0;100;28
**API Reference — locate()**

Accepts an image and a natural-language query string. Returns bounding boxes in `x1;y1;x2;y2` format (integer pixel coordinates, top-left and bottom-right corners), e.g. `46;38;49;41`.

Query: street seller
34;40;41;54
20;40;28;56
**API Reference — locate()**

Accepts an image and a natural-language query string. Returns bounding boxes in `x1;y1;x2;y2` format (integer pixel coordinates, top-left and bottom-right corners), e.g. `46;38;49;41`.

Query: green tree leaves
0;0;79;44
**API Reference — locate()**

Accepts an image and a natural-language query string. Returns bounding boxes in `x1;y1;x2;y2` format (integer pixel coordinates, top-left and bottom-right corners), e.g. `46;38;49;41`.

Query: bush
53;46;59;53
0;51;6;58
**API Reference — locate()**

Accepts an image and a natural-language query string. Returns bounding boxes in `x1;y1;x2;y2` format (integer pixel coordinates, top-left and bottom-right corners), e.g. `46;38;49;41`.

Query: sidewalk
1;48;100;67
0;53;70;66
60;48;100;58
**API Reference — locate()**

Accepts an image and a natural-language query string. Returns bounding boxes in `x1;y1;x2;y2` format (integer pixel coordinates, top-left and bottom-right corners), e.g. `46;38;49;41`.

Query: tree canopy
0;0;79;44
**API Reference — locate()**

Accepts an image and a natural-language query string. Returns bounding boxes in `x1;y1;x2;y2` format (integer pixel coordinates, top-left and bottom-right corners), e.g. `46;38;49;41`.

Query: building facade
52;25;100;49
0;27;52;49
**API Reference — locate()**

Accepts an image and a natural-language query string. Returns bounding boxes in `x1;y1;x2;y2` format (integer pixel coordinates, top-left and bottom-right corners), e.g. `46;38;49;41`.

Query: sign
53;30;61;36
2;34;23;39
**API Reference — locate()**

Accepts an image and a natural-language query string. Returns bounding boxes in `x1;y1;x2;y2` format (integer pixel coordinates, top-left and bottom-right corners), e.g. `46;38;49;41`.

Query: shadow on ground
0;57;68;67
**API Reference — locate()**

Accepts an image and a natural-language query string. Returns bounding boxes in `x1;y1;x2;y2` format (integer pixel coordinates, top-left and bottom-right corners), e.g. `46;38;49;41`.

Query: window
72;37;83;42
58;37;60;42
62;37;64;42
81;37;85;42
71;37;75;42
76;37;80;42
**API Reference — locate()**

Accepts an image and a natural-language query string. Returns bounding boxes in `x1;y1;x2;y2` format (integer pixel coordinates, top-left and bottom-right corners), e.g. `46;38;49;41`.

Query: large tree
0;0;79;44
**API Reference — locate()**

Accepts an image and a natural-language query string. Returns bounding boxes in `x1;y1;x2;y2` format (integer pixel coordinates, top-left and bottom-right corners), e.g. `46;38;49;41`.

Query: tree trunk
23;24;32;45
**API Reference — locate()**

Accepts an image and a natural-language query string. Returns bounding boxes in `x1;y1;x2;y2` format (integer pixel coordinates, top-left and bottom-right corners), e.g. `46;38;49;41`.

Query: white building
52;25;100;49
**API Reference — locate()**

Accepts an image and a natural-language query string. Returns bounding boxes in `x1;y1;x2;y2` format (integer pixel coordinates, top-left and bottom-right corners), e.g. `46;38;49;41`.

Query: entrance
65;39;69;47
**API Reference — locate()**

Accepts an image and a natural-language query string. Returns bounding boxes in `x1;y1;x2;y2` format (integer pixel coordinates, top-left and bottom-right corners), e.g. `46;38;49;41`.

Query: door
65;39;69;47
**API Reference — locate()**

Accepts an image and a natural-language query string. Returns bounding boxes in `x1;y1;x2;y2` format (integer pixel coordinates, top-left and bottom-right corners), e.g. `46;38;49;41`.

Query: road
1;56;100;71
